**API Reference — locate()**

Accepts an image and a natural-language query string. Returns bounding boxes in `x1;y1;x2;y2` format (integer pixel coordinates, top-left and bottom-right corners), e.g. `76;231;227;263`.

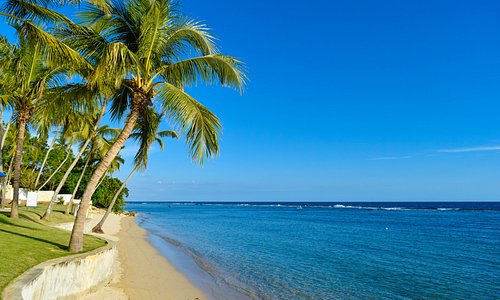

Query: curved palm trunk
41;138;91;220
10;111;29;219
1;115;12;149
65;154;91;215
37;149;71;191
94;175;106;191
92;166;137;233
0;112;12;208
34;126;60;189
69;108;140;252
3;155;13;208
0;109;4;208
5;154;14;185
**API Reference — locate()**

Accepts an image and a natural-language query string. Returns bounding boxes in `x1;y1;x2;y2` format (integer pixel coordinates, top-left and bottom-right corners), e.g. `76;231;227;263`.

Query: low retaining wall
53;221;94;234
2;242;116;300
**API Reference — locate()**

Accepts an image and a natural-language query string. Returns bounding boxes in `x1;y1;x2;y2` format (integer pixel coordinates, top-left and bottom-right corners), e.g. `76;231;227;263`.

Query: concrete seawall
2;242;116;300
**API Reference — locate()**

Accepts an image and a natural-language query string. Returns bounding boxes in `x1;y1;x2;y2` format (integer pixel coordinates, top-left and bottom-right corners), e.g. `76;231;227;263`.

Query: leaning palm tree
33;125;61;189
40;104;103;220
64;0;246;252
65;124;120;215
92;108;178;233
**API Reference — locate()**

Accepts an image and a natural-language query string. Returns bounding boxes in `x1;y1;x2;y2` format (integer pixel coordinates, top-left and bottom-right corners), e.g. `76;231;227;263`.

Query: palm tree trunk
92;166;137;233
5;154;14;185
1;115;12;149
37;148;71;191
65;153;91;215
94;175;106;191
34;126;60;189
69;107;140;252
0;111;12;208
0;108;4;208
41;138;91;220
10;110;29;219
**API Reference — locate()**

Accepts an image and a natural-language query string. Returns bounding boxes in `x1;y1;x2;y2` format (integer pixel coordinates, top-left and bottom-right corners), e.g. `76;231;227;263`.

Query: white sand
82;209;207;300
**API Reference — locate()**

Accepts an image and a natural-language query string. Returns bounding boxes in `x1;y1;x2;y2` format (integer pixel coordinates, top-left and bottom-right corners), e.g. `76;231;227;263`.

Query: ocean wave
132;202;499;212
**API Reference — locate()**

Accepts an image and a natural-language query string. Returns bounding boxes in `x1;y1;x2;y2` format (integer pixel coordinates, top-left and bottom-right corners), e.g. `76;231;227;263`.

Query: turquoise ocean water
125;202;500;300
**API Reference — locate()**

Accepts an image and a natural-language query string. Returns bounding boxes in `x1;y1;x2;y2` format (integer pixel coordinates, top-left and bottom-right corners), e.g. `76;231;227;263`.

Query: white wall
4;185;28;201
37;191;55;203
3;244;116;300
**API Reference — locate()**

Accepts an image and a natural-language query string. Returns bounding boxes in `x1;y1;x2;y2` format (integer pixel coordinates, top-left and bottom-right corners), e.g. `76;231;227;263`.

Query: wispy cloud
369;156;412;161
437;146;500;153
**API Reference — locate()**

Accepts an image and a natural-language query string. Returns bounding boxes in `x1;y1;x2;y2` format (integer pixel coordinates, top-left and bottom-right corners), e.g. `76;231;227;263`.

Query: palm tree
64;0;245;251
0;0;91;218
65;124;120;215
0;36;14;208
33;125;60;189
41;104;104;220
92;108;177;233
1;40;59;218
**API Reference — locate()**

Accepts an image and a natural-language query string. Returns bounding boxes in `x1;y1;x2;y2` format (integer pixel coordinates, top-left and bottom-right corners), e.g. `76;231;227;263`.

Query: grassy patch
0;204;106;292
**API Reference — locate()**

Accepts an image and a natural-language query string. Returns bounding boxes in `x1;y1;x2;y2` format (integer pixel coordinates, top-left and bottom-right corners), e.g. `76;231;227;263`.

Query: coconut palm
65;124;120;215
0;0;92;217
33;125;61;189
40;104;104;220
92;108;177;233
0;36;14;207
63;0;245;251
1;40;59;218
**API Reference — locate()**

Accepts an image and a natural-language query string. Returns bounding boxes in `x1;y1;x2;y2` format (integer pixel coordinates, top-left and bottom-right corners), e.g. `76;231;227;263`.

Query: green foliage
92;177;129;212
1;127;129;211
0;0;246;216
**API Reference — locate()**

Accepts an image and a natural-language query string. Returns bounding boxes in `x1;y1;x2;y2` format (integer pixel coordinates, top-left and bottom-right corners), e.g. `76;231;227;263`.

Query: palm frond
89;42;138;90
162;20;216;58
130;107;178;169
158;82;221;164
158;54;246;92
3;0;76;28
16;20;91;71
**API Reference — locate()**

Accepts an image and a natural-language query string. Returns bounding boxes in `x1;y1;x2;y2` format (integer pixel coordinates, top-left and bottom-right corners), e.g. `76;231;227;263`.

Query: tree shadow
0;217;35;230
0;228;68;250
0;211;45;227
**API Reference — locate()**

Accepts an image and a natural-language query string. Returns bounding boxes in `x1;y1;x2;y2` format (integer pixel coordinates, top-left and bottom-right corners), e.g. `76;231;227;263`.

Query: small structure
26;192;38;207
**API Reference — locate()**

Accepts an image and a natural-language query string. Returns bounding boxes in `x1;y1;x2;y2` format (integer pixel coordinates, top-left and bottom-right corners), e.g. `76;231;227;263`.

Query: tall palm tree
64;0;246;251
0;0;90;218
41;104;103;220
33;125;60;189
0;36;14;208
65;124;120;215
1;40;61;218
92;108;177;233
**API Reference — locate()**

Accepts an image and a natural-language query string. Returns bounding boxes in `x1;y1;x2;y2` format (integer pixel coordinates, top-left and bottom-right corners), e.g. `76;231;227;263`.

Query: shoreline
83;211;207;300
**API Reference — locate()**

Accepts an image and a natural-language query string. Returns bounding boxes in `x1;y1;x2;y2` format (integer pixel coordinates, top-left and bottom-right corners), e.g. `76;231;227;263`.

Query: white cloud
437;146;500;153
369;156;412;161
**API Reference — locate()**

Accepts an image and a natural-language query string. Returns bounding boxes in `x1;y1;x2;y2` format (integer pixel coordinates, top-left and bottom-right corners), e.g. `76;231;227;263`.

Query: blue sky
3;0;500;201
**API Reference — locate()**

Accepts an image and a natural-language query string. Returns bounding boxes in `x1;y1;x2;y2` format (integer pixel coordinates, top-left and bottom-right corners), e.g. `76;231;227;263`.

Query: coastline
83;211;207;300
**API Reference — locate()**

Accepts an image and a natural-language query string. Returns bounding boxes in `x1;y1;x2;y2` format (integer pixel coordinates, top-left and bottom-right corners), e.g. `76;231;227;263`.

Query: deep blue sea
125;202;500;300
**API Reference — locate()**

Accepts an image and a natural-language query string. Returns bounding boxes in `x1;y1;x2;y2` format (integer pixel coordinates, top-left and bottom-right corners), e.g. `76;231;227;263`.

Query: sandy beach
83;210;207;300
